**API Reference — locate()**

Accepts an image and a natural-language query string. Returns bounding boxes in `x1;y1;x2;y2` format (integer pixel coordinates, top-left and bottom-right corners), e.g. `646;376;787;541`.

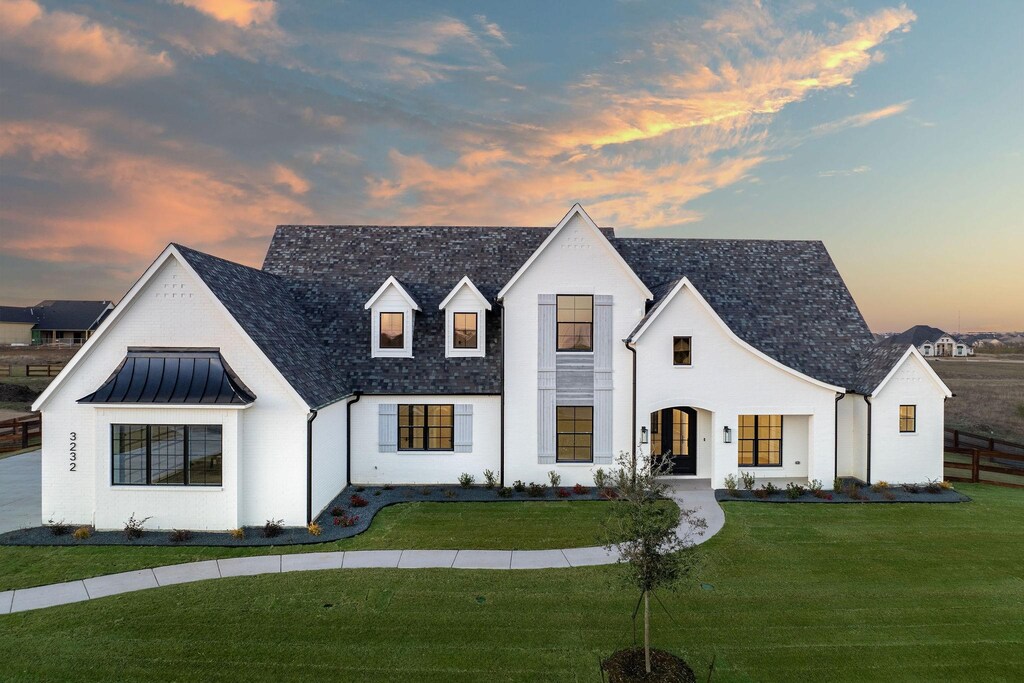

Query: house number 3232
69;432;77;472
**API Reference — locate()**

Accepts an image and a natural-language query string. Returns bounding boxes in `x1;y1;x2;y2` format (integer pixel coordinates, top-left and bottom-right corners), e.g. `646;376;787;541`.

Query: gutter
834;392;845;479
624;339;638;467
345;391;362;487
306;409;318;524
863;394;873;484
499;303;506;488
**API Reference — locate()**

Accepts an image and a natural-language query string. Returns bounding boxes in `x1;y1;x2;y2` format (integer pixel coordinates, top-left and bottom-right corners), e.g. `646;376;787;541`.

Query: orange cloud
172;0;276;27
0;0;173;84
272;164;311;195
0;120;91;160
812;101;912;135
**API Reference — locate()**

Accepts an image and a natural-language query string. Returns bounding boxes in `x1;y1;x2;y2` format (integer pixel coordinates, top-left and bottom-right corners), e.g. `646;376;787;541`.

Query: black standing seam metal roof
78;349;256;405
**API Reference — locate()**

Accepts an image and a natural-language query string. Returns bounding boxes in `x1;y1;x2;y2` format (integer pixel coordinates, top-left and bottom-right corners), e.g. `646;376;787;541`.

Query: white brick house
33;205;952;530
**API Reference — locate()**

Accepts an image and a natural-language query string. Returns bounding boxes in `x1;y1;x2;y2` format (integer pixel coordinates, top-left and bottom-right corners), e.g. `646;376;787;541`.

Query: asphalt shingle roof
848;343;913;395
0;300;112;330
0;306;37;324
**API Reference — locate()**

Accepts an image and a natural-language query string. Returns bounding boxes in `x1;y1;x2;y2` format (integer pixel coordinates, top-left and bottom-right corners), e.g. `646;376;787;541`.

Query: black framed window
651;408;689;457
379;312;404;349
556;406;593;462
737;414;782;467
398;404;453;451
557;295;593;352
899;405;916;433
453;312;478;349
673;336;692;366
112;424;222;486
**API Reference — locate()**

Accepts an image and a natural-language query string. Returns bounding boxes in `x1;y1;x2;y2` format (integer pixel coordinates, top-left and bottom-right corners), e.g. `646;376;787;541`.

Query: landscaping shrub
72;526;92;540
763;482;780;497
723;474;739;496
740;471;756;491
940;480;954;490
496;486;512;498
871;480;890;493
753;487;769;500
902;483;920;494
512;479;526;493
808;479;823;494
573;483;589;495
373;490;381;496
593;468;608;489
350;494;369;507
924;479;942;494
444;489;457;499
548;470;561;487
527;482;546;497
333;512;358;527
47;518;71;536
458;472;475;489
262;519;284;538
599;486;618;500
483;469;498;489
846;483;866;501
382;483;394;490
123;513;151;540
833;477;843;492
419;487;432;496
786;482;805;500
813;491;834;500
229;528;245;540
883;490;897;501
330;506;345;516
307;522;322;536
556;487;571;498
169;529;193;543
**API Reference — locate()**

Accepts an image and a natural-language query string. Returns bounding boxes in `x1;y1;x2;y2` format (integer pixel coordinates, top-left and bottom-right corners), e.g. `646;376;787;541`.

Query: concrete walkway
0;449;41;535
0;488;723;615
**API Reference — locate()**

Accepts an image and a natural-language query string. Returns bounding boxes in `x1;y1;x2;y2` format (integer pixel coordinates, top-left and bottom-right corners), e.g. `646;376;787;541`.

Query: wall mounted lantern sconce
723;426;733;444
640;426;649;445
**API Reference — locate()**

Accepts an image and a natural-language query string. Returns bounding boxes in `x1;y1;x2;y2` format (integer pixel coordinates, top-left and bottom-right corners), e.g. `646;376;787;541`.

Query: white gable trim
438;276;491;311
32;246;309;412
871;345;953;398
496;203;653;301
629;277;845;393
364;276;421;311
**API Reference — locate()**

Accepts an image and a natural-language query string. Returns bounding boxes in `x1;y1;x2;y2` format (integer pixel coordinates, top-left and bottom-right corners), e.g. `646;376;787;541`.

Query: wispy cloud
812;101;912;136
0;0;173;84
819;165;871;178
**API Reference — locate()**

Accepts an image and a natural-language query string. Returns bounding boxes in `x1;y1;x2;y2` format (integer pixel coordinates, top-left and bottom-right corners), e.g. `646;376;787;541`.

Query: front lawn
0;500;625;591
1;485;1021;681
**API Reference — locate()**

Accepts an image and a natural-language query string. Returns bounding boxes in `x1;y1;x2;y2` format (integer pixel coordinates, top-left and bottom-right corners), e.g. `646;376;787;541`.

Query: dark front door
651;407;697;475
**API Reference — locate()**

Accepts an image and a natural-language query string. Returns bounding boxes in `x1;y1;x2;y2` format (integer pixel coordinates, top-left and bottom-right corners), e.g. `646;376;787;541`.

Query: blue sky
0;0;1021;331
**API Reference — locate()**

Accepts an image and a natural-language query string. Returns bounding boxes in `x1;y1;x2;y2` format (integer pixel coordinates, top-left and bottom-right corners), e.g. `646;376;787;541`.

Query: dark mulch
716;485;970;504
602;647;695;683
0;383;38;402
0;484;604;547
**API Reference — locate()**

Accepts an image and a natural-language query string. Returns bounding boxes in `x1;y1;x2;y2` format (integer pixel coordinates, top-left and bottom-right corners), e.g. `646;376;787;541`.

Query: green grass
0;500;629;591
1;485;1022;682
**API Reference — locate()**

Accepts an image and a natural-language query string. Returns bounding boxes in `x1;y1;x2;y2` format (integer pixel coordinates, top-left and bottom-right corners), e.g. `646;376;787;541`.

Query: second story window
673;336;692;365
453;312;478;349
379;312;404;349
557;295;593;352
899;405;916;433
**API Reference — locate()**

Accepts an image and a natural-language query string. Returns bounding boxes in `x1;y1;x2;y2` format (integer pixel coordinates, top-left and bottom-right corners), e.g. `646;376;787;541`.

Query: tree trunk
644;590;651;674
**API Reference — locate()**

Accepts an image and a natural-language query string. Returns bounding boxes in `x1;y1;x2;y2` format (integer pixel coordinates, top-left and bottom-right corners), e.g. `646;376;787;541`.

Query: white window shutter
379;404;398;452
454;404;473;453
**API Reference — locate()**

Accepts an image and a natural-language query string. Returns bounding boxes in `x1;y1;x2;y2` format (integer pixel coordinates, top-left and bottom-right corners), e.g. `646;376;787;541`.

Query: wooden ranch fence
944;428;1024;488
945;428;1024;457
25;364;63;377
0;414;42;454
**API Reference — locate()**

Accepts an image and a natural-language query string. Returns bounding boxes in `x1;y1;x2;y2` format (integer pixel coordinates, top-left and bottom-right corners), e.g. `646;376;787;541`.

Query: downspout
834;392;845;479
625;340;638;468
345;391;362;488
499;303;506;488
863;394;873;485
306;409;318;524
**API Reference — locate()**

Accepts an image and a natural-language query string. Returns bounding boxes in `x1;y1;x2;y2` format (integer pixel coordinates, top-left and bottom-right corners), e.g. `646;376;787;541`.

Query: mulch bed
602;647;695;682
0;484;606;547
716;485;970;504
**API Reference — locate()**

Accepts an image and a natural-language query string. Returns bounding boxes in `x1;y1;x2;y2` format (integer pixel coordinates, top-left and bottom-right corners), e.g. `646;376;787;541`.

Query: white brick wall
310;398;349;516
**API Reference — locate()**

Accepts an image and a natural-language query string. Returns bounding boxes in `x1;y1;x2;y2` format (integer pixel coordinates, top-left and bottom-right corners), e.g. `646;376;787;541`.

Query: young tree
602;448;707;675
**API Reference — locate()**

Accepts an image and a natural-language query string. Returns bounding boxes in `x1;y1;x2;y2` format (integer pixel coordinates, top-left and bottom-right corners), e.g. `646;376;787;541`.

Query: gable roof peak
438;276;491;311
363;275;422;311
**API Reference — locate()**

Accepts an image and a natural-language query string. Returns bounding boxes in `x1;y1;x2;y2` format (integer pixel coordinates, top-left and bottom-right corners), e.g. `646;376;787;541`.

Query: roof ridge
172;243;280;280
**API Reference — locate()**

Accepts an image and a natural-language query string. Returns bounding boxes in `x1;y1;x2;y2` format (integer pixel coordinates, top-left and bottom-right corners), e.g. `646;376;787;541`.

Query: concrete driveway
0;450;41;533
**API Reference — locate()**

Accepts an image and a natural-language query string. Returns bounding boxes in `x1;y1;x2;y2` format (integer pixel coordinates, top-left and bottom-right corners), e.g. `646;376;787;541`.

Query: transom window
556;406;593;462
453;312;478;349
737;415;782;467
899;405;916;433
673;336;692;366
379;312;405;349
112;424;222;486
398;404;454;451
556;295;593;352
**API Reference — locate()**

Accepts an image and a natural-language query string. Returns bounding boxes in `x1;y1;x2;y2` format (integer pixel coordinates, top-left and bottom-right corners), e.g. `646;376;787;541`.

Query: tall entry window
556;406;593;462
379;312;405;349
556;295;593;351
737;415;782;467
398;404;454;451
112;424;222;486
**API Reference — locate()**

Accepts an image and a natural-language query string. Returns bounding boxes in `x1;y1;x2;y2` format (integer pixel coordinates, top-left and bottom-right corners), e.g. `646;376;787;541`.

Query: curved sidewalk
1;488;724;615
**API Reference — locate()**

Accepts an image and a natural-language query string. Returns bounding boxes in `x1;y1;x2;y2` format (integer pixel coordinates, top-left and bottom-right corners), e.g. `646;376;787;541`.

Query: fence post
21;422;29;448
989;436;995;450
953;430;959;448
971;449;980;483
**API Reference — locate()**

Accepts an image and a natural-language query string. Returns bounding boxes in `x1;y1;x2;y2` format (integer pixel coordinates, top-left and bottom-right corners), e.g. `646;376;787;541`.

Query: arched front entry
650;406;697;475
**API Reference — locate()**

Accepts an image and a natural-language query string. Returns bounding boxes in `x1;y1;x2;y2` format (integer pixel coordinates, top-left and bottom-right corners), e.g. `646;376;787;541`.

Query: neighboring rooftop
0;306;37;325
0;300;113;331
885;324;949;347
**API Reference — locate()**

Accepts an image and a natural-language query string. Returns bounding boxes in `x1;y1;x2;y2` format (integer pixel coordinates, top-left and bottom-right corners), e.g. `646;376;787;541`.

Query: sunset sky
1;0;1021;332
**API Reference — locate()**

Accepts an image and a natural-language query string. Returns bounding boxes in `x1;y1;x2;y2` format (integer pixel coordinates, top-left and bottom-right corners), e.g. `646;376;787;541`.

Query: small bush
483;469;498;489
573;483;589;495
420;487;432;496
723;474;738;495
330;505;345;516
593;468;608;489
940;480;954;490
229;528;245;540
169;529;192;543
47;518;71;536
924;479;942;494
123;513;151;540
740;471;756;491
72;526;92;540
763;482;780;497
458;472;475;489
512;479;526;493
833;477;843;492
382;483;394;491
527;482;546;497
306;522;322;536
871;480;889;493
496;486;512;498
785;482;805;500
753;488;769;499
902;482;920;494
845;483;866;501
808;479;823;494
556;487;571;498
444;489;457;499
548;470;562;488
333;512;358;527
883;490;897;501
373;490;381;496
813;491;833;501
599;487;618;500
350;494;369;507
262;519;284;538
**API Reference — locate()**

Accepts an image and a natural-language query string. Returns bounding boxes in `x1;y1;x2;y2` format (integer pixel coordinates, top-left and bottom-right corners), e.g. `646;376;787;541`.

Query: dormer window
365;276;420;358
440;276;490;358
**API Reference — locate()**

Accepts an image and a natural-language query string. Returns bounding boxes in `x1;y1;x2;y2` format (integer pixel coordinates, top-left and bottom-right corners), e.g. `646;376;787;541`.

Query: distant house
0;301;114;346
887;325;973;358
